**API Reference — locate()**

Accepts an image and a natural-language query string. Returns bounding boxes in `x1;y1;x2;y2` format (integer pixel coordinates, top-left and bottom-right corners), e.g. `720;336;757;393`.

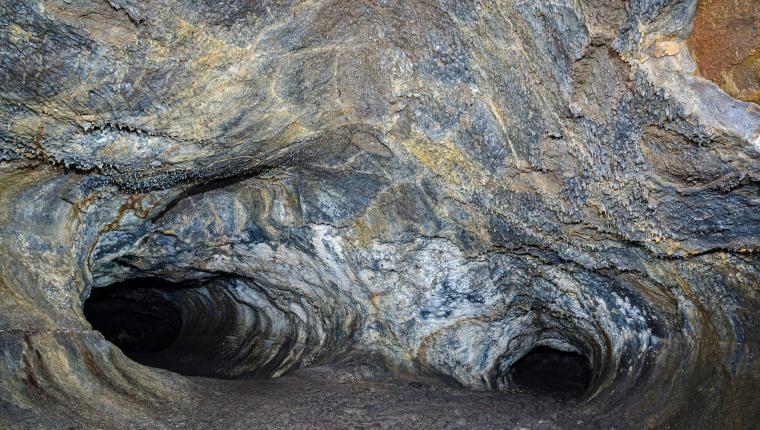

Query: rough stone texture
0;0;759;429
687;0;760;104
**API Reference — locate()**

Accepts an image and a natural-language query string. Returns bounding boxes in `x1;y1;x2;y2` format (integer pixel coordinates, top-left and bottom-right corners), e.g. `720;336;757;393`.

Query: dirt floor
159;358;599;430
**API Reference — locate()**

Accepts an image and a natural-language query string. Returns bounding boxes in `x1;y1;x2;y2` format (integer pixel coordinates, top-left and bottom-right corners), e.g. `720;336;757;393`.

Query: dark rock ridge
0;0;759;428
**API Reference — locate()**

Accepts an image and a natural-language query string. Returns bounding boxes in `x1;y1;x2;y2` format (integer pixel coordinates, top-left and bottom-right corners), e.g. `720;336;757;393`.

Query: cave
83;279;181;355
1;0;760;429
83;278;184;371
509;347;592;400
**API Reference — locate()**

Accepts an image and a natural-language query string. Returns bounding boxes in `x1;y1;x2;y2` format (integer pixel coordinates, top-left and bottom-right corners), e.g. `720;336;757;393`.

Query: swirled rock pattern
1;0;759;428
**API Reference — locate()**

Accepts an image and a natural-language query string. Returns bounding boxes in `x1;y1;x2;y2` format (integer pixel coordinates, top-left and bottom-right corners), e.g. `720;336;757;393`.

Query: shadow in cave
509;346;592;400
83;278;185;372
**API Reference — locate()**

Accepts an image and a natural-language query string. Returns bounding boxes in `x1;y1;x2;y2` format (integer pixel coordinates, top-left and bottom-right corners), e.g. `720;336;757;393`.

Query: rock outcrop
1;1;758;428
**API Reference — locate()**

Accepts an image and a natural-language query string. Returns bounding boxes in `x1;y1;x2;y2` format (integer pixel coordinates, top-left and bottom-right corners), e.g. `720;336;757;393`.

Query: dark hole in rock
83;278;182;362
509;346;592;400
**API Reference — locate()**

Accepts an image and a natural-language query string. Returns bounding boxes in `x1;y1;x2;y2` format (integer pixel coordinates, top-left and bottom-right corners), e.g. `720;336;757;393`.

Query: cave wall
1;0;759;428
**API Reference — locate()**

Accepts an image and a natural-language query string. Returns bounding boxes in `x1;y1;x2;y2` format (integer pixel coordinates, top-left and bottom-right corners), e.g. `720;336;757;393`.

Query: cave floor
159;362;595;430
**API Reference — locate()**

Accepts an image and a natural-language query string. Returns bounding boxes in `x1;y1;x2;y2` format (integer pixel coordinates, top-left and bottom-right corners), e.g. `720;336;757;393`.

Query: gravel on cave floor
161;363;598;430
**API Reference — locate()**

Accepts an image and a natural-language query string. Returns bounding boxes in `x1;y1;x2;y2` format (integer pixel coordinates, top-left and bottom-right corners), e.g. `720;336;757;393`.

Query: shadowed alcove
83;278;184;370
509;346;592;400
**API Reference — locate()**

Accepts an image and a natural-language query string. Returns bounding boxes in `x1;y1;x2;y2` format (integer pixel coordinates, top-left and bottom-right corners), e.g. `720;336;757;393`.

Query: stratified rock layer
0;1;759;429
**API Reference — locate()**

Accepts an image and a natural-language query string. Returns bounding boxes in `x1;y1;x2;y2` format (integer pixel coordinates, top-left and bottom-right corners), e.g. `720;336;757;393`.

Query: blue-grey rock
0;0;758;428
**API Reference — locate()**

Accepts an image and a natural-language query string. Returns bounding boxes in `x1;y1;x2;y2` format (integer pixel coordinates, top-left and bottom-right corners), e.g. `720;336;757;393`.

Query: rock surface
687;0;760;104
0;0;759;429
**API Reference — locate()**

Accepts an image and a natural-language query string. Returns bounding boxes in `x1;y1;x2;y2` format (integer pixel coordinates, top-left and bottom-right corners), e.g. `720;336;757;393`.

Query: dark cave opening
509;346;592;400
83;278;183;363
84;277;599;398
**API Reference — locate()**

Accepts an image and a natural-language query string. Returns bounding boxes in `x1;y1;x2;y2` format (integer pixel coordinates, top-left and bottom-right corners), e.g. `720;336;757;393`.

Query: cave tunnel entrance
83;278;184;370
509;346;592;400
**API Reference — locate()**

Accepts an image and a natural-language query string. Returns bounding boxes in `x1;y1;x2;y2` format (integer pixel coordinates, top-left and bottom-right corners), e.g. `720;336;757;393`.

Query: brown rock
687;0;760;104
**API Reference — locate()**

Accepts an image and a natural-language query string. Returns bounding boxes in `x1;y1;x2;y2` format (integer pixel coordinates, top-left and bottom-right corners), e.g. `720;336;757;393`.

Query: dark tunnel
509;346;592;400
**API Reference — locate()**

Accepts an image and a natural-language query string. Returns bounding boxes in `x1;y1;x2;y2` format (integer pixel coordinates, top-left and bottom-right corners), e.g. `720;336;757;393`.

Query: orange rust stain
101;194;161;232
686;0;760;104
